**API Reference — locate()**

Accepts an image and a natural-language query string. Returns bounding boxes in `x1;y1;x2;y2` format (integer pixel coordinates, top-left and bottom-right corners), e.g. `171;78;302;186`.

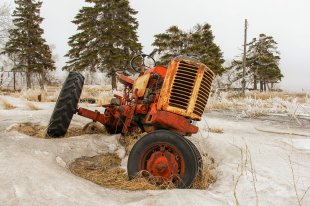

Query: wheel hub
146;148;179;179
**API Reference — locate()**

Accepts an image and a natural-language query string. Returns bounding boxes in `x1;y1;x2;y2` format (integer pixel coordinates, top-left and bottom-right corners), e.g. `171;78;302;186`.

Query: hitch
77;107;108;125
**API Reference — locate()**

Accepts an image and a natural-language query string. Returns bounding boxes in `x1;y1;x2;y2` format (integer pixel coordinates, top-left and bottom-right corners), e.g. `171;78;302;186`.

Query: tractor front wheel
46;72;84;138
127;130;200;188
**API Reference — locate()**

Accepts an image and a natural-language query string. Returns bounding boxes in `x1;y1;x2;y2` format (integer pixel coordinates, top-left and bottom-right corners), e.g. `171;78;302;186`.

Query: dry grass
206;101;232;111
247;91;307;102
205;91;309;119
26;101;41;110
0;99;16;110
95;96;112;107
226;91;308;103
80;85;118;106
8;122;106;138
243;110;266;118
5;88;59;102
208;127;224;134
18;89;47;102
8;122;46;138
119;132;145;155
69;153;160;190
192;155;217;189
69;149;217;190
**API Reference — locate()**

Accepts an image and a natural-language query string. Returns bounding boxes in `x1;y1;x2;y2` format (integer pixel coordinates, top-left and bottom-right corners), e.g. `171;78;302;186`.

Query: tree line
0;0;283;91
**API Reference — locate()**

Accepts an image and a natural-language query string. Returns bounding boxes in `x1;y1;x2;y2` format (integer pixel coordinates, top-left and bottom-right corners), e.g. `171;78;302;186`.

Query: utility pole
242;19;248;95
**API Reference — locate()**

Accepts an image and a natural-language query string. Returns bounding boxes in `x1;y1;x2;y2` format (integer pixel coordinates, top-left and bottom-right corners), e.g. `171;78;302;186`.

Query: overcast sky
3;0;310;91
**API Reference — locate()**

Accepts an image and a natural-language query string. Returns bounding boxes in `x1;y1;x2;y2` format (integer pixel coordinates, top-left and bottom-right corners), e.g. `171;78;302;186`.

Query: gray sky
3;0;310;91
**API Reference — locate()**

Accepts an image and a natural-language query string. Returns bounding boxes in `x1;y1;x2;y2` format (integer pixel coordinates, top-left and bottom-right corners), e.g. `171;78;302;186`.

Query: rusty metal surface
139;143;185;183
118;74;134;87
144;66;167;77
77;108;108;125
133;73;151;97
150;111;199;135
158;59;214;120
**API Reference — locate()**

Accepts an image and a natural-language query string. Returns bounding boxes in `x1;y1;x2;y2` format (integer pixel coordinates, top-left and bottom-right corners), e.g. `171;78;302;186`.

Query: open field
0;91;310;206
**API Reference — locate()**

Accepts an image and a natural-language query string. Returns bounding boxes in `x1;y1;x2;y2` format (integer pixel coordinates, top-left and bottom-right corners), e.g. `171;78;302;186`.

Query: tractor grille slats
164;59;214;119
169;61;198;110
193;70;214;116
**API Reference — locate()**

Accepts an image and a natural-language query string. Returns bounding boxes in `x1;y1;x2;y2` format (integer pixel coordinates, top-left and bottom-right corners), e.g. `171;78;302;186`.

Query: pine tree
152;26;186;66
152;23;225;75
64;0;142;90
230;34;282;91
248;34;282;91
3;0;55;89
185;24;225;75
64;5;99;73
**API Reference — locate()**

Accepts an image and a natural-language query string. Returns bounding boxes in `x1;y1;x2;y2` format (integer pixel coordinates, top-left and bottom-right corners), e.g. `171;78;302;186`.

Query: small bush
26;101;41;110
0;99;16;110
208;127;224;134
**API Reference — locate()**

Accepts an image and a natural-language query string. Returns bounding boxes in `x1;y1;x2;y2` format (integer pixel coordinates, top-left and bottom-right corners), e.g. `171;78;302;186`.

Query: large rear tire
46;72;84;138
184;138;203;174
127;130;199;188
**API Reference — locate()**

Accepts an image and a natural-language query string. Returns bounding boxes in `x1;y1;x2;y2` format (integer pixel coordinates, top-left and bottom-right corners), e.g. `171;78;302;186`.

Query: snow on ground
0;95;310;206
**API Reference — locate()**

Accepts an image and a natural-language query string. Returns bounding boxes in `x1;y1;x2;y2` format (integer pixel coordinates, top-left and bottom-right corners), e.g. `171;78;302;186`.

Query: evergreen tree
230;34;282;91
185;24;225;75
64;5;99;73
152;26;186;66
3;0;55;89
64;0;142;90
152;23;225;75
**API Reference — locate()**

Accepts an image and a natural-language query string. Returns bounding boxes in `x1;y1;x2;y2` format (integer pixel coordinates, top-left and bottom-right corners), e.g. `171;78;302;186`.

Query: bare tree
0;3;12;48
0;3;14;88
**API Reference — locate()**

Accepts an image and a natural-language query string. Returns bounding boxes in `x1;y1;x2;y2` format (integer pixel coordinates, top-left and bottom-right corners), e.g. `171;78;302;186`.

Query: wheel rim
138;143;185;184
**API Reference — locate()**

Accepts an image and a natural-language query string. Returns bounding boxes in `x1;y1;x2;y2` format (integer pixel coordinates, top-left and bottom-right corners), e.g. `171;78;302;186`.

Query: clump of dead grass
16;89;47;102
192;155;217;189
206;101;231;111
26;101;41;110
82;122;107;134
8;122;106;138
7;88;60;102
69;150;217;190
0;99;16;110
208;127;224;134
80;85;126;106
69;153;160;190
81;86;112;106
119;132;145;155
243;110;266;118
8;122;46;138
228;91;308;103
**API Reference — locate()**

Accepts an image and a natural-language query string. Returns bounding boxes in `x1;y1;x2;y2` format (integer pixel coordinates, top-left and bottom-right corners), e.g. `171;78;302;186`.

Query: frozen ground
0;95;310;206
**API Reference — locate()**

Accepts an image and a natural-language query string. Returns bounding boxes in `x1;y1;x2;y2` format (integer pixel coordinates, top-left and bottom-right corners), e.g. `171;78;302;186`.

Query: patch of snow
56;156;67;168
0;95;309;206
292;139;310;152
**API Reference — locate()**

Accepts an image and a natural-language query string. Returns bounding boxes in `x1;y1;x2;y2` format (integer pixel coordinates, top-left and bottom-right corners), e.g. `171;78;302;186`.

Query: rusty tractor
47;54;214;188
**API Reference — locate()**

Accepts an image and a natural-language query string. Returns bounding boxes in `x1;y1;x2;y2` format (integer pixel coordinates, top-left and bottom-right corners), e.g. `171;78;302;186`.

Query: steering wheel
130;54;156;73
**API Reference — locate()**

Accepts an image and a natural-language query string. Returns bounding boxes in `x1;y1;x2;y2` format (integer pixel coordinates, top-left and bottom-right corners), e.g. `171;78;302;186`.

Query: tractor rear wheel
127;130;199;188
46;72;84;138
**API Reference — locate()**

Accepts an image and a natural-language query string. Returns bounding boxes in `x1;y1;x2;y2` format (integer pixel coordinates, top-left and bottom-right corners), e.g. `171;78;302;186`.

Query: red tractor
47;55;214;188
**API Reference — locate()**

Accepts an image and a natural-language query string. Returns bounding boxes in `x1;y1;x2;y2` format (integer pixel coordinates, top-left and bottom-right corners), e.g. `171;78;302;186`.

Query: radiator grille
193;70;214;116
169;61;199;110
159;58;215;120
